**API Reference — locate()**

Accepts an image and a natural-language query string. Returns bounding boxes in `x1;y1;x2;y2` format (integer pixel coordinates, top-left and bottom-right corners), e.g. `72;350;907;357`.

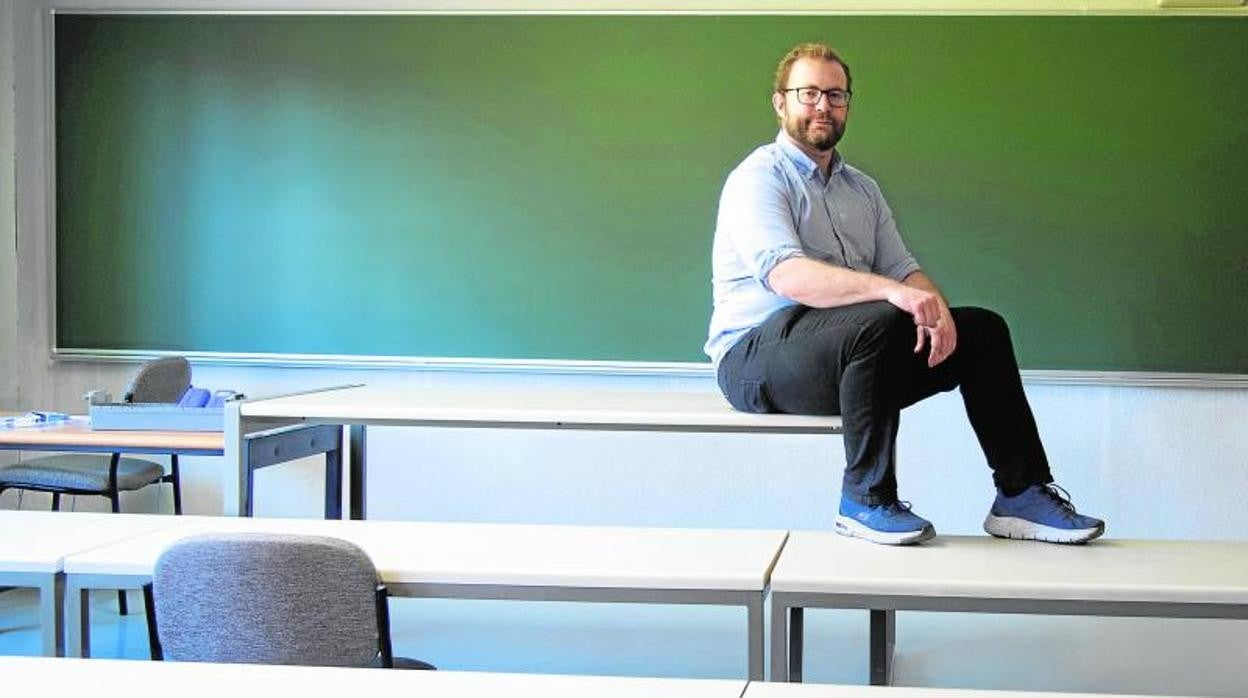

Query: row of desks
1;509;785;675
3;385;843;519
5;509;1248;686
5;387;1247;688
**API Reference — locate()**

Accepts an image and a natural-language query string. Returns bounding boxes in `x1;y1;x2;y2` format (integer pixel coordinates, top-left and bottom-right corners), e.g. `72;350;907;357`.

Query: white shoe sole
835;515;936;546
983;514;1104;544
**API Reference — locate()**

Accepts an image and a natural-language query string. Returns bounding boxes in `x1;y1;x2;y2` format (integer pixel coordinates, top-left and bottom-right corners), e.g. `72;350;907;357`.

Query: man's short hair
773;42;853;93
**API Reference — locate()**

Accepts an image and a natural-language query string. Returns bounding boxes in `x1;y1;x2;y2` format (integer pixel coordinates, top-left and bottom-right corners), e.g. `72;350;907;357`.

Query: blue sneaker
835;495;935;545
984;483;1105;544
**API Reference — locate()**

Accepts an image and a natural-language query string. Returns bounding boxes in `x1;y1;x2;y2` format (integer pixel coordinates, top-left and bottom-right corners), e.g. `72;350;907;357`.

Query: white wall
0;0;17;412
4;1;1247;693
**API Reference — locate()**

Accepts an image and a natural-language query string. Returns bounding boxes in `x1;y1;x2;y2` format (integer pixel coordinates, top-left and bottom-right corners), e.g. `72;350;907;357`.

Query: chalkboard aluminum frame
40;4;1248;389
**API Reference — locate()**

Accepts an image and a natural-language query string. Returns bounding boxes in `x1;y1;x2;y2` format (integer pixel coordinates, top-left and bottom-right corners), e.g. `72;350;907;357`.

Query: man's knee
954;306;1012;345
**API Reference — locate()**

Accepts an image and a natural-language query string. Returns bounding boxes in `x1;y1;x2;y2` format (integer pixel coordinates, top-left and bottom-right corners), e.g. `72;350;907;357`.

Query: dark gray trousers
716;301;1052;505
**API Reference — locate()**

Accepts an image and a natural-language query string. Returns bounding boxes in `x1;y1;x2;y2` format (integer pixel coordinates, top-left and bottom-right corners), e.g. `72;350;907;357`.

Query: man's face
772;58;850;155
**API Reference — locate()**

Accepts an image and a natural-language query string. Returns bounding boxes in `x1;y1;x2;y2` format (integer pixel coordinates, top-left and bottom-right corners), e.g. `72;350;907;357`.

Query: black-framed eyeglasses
782;87;852;107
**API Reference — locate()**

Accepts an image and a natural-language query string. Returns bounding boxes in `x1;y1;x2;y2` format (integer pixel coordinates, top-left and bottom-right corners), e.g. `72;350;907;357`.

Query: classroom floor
2;586;1246;696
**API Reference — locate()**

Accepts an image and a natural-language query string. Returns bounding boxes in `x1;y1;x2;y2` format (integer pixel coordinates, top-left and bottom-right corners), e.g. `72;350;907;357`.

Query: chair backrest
149;532;386;666
124;356;191;403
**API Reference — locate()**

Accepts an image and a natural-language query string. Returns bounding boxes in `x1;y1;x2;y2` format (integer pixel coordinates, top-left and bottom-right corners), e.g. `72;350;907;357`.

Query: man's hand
914;309;957;367
890;275;958;367
888;284;953;369
885;284;942;328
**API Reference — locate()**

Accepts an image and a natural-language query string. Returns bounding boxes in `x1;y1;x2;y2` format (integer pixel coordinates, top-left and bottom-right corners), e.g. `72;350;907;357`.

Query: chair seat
0;455;165;493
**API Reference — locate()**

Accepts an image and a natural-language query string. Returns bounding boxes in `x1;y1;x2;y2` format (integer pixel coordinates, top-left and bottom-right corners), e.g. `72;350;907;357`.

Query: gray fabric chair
0;356;192;615
142;532;434;670
0;356;191;515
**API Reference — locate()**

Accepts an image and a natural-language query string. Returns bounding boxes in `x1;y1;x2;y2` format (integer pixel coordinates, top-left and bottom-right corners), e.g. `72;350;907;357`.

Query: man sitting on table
706;42;1104;546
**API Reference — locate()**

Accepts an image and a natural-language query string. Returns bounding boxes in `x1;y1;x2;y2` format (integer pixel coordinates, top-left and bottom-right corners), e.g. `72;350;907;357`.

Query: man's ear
771;91;786;118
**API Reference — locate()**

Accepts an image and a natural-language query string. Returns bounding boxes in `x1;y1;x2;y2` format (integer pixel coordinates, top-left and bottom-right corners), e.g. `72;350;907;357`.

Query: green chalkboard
55;14;1248;372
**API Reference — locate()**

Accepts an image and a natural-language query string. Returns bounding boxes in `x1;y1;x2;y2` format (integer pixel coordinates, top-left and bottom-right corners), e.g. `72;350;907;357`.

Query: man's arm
766;259;957;367
768;257;943;327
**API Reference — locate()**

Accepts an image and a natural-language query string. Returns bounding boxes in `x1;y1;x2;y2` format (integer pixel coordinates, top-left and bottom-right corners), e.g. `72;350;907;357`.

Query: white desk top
743;680;1201;698
0;657;747;698
63;515;788;591
770;531;1248;605
241;385;841;433
0;510;180;574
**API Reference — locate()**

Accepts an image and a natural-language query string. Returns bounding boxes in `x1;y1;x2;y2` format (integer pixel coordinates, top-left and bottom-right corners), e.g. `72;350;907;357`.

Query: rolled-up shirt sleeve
867;180;921;282
716;162;806;291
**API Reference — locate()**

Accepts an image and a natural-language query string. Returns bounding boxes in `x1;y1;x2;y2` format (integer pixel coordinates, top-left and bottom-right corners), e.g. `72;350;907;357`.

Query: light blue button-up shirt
705;132;921;366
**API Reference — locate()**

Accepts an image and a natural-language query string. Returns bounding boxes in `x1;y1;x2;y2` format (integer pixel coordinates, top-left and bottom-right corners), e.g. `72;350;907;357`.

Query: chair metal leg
142;583;163;660
170;455;182;515
51;492;61;511
376;584;394;668
106;465;129;616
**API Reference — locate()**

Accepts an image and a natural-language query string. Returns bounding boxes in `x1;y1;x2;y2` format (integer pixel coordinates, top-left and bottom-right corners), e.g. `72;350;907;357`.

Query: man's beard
786;115;843;152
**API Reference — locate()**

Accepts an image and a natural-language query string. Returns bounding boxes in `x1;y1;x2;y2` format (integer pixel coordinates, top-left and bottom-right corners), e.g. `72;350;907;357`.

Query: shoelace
885;500;916;514
1040;483;1079;516
854;500;917;522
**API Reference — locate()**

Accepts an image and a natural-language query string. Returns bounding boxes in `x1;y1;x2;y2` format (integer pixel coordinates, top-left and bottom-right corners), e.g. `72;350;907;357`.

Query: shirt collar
775;130;845;181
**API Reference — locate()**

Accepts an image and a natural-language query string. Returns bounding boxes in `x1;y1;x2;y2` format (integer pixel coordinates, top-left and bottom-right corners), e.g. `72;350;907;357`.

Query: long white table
0;412;347;519
0;656;1209;698
0;656;749;698
61;514;788;679
224;385;842;520
768;532;1248;685
0;510;180;656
